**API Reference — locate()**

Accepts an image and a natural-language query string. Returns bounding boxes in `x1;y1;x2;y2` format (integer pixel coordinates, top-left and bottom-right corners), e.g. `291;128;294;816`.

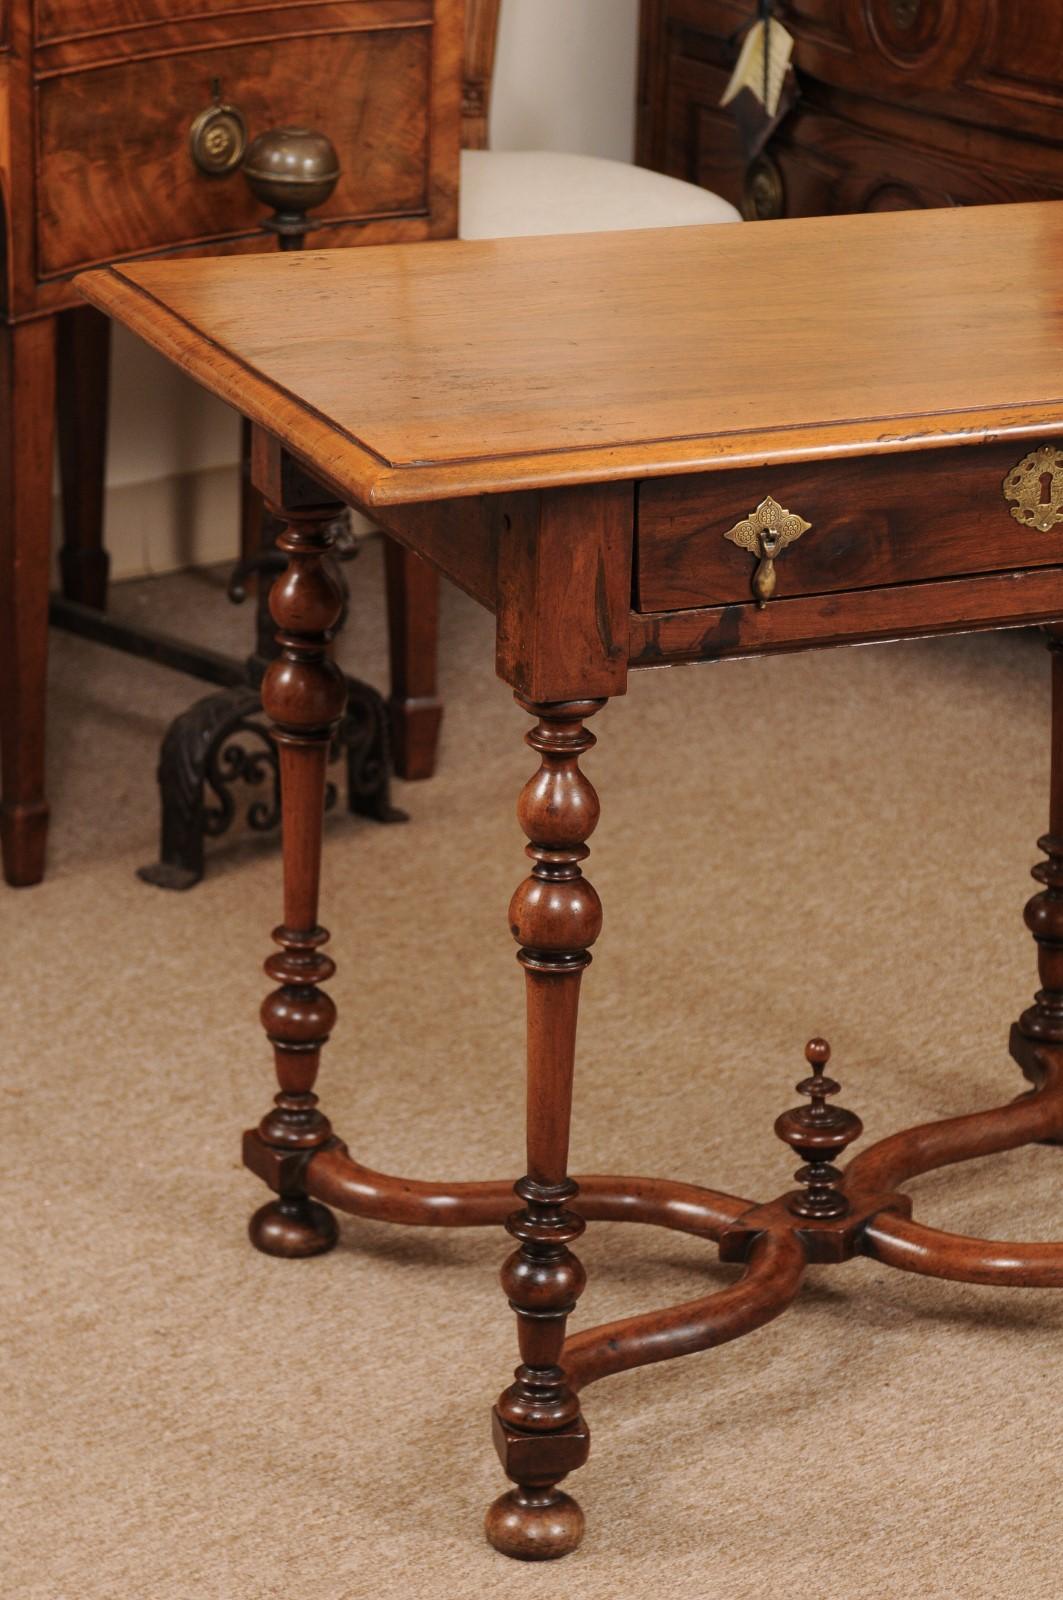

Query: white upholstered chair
385;0;741;781
459;0;741;240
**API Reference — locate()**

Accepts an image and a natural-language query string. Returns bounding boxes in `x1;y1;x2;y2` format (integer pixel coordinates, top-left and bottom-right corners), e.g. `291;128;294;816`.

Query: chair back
463;0;502;149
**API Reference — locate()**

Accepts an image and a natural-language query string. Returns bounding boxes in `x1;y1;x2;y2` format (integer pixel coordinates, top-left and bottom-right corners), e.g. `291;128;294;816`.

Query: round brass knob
242;126;341;217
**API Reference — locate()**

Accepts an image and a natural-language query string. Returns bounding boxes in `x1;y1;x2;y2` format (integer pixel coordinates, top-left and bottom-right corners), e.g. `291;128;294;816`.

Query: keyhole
1040;471;1055;506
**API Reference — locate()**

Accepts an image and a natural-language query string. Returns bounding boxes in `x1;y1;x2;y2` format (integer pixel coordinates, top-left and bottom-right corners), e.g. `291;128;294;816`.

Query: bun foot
484;1487;585;1561
248;1198;338;1257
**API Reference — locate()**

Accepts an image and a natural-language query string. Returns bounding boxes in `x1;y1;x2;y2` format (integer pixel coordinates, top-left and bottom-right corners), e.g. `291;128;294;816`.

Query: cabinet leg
0;317;57;888
57;306;111;610
384;536;443;780
245;498;348;1256
486;697;606;1560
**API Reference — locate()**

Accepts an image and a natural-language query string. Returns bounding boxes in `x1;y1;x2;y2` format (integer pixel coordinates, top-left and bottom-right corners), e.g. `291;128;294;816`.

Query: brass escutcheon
723;495;812;607
1003;446;1063;533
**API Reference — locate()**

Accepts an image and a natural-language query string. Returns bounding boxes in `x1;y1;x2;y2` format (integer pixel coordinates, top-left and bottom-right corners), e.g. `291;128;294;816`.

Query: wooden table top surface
79;201;1063;508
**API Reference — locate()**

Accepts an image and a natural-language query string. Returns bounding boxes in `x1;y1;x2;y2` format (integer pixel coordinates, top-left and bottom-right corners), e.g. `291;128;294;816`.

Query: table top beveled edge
76;255;1063;509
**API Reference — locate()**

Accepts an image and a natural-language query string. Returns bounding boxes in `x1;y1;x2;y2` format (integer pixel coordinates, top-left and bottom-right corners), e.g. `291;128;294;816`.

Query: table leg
486;696;606;1561
0;316;57;888
383;537;443;780
56;306;111;610
1012;623;1063;1079
245;498;348;1256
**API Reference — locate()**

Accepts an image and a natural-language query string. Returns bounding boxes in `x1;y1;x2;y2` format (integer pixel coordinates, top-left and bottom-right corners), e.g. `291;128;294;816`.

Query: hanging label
720;18;795;119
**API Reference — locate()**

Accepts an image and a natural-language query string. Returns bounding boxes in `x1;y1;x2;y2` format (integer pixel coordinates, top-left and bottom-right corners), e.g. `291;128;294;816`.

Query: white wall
95;0;641;579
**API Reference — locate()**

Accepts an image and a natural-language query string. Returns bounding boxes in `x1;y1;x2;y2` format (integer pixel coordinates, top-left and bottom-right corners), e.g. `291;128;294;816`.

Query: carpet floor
5;538;1063;1599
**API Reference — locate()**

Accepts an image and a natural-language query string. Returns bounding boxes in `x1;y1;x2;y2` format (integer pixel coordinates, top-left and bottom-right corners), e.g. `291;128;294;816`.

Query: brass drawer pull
724;495;812;606
1004;446;1063;533
189;81;248;177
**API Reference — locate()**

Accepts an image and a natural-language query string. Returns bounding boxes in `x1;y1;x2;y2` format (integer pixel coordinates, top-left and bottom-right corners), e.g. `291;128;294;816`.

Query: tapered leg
56;306;111;610
383;536;443;780
486;696;606;1561
0;317;57;888
244;498;348;1256
238;416;266;590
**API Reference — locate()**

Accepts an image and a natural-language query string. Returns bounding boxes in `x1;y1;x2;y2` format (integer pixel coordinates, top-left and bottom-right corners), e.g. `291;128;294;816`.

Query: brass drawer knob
243;127;341;247
1004;446;1063;533
243;127;341;216
724;495;812;607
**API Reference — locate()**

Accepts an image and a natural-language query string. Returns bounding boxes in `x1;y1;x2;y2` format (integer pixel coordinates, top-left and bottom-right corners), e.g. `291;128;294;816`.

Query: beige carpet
6;538;1063;1599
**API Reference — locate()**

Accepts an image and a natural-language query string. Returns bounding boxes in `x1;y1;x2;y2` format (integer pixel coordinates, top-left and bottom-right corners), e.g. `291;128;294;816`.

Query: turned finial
243;126;340;249
774;1038;863;1219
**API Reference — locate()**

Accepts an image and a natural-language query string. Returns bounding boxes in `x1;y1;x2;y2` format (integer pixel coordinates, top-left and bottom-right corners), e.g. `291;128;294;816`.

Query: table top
79;201;1063;508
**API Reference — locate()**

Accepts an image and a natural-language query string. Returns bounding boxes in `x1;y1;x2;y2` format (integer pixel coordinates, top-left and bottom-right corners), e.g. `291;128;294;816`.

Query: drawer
636;442;1063;613
36;0;273;42
35;14;433;276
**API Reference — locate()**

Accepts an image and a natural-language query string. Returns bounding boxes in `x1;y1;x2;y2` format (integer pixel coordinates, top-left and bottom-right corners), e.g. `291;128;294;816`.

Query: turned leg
57;306;111;610
1013;624;1063;1078
0;317;57;888
486;696;605;1561
244;498;348;1257
383;536;443;780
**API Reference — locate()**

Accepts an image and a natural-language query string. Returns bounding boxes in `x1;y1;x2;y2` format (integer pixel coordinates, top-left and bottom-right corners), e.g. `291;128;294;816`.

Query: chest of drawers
637;0;1063;219
0;0;463;888
3;0;462;316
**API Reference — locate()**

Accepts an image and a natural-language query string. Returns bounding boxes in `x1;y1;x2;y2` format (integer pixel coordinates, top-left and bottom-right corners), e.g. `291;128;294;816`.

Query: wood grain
636;443;1063;613
35;0;296;41
78;203;1063;506
37;24;433;275
495;484;632;702
0;317;56;886
638;0;1063;220
629;566;1063;667
34;2;431;61
462;0;499;149
1;0;461;314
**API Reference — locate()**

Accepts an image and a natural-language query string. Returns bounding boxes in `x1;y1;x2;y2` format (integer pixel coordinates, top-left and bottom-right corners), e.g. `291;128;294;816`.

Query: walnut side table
80;203;1063;1561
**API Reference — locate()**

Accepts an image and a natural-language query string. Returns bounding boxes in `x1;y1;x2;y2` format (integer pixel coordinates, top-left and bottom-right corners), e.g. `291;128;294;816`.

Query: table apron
628;564;1063;667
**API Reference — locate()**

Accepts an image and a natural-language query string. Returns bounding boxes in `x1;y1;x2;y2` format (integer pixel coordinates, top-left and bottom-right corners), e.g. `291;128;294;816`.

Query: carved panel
781;0;848;51
859;0;990;83
638;0;1063;224
971;6;1063;113
864;0;954;68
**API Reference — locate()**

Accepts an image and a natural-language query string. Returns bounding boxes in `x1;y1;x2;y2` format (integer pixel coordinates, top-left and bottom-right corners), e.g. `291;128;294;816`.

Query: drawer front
636;443;1063;613
36;1;282;43
36;20;432;275
757;103;1063;220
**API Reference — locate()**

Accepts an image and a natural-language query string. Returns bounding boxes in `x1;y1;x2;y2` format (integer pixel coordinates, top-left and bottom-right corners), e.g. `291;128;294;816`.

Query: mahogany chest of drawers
2;0;462;317
0;0;463;888
637;0;1063;219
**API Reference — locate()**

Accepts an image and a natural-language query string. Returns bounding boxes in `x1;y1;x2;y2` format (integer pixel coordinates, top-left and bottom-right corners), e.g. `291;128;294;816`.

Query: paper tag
720;18;795;119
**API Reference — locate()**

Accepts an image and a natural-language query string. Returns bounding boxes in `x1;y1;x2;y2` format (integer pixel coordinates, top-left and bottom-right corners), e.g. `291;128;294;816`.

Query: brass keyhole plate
1003;446;1063;533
